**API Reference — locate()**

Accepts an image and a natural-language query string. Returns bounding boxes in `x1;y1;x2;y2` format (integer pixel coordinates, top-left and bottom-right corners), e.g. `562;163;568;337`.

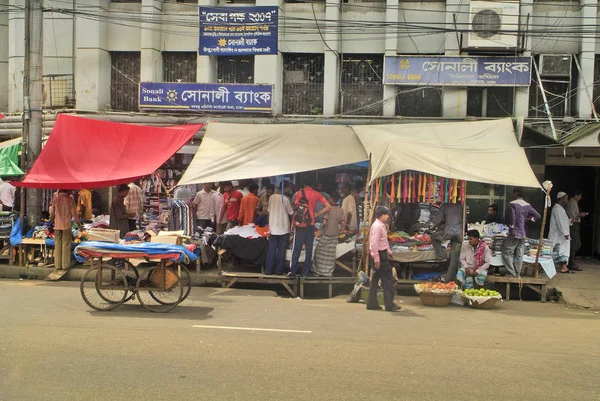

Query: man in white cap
549;191;578;274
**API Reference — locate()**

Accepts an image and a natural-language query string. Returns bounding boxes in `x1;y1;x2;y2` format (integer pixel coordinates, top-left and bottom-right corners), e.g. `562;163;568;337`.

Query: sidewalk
550;258;600;310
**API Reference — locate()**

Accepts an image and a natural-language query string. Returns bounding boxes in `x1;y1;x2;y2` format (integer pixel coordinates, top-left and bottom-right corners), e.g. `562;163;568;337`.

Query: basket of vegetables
414;282;458;307
461;288;502;309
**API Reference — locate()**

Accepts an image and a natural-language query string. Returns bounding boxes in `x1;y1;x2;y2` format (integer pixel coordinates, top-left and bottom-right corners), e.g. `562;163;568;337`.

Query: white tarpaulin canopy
353;118;540;188
178;123;368;185
179;119;540;188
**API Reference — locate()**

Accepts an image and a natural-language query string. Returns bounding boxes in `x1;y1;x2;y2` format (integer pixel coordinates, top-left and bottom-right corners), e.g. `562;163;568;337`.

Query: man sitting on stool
456;230;491;289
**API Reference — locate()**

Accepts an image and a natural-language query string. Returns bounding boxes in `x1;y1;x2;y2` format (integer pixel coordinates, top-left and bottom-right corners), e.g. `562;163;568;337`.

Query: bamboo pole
360;156;372;275
462;181;467;240
534;190;551;277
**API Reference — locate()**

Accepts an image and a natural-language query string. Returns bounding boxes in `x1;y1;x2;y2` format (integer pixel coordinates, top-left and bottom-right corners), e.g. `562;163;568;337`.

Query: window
395;86;442;117
341;54;384;116
163;52;197;83
110;52;140;112
282;53;325;115
217;56;254;84
467;87;514;117
42;74;75;109
593;55;600;114
529;54;574;118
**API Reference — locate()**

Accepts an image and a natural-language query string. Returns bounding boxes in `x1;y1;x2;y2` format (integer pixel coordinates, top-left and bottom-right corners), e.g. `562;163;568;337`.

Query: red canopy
16;114;203;189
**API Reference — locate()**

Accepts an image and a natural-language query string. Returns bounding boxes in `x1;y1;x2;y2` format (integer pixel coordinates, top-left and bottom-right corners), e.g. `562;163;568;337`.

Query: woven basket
464;296;501;309
417;291;453;307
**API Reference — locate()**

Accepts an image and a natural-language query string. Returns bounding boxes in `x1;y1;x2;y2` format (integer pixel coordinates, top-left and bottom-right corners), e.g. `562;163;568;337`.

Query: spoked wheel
149;264;192;304
136;265;183;313
121;261;140;302
80;264;128;311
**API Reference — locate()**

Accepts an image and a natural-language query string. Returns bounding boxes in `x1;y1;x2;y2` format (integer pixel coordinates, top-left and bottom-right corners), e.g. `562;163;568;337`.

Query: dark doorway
544;166;596;257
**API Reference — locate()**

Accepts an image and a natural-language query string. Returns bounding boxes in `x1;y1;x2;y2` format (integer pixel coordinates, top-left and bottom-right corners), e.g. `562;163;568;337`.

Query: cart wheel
80;264;128;311
149;264;192;304
136;266;183;313
121;261;140;302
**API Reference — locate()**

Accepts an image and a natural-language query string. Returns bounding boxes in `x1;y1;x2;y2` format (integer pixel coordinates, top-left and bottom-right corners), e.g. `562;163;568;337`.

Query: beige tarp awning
179;118;540;189
178;123;368;185
354;118;540;188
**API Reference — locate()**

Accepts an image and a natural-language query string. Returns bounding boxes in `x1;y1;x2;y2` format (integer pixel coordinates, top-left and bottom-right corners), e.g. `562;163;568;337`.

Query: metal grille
594;55;600;113
282;53;325;115
110;51;140;112
528;80;571;118
341;54;383;116
467;87;514;117
395;86;442;117
163;52;197;83
217;56;254;83
42;74;75;109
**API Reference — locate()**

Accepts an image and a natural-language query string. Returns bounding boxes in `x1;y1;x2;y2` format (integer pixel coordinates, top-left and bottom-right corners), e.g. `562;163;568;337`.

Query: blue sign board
384;56;531;86
199;6;278;56
139;82;273;113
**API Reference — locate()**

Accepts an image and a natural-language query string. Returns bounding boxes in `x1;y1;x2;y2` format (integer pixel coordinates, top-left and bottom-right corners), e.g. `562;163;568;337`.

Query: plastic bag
10;216;22;246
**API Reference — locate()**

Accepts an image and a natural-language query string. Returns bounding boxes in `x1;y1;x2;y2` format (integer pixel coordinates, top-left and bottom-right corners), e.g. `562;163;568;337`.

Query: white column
7;0;25;112
442;0;467;117
576;0;598;119
323;0;340;115
514;1;533;118
383;0;398;117
75;0;110;111
197;0;218;83
0;4;9;111
140;0;163;82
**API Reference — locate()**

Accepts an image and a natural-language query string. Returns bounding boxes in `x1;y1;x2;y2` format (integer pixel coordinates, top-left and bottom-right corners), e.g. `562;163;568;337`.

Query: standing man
49;190;80;270
257;184;275;216
213;185;227;234
77;188;93;222
124;181;143;231
238;183;260;226
341;183;358;231
502;187;541;277
457;230;491;289
111;184;134;238
367;206;399;311
289;183;331;277
264;182;294;275
0;179;16;211
218;181;244;231
431;203;464;282
312;193;346;277
566;189;587;271
550;192;574;274
192;183;217;230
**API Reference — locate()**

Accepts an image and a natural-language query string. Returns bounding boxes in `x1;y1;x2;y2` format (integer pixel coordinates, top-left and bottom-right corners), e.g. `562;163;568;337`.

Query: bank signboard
139;82;273;113
199;6;278;56
384;56;531;86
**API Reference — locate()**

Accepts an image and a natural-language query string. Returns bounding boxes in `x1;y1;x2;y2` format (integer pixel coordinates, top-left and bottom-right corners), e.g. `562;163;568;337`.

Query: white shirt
0;181;16;208
341;194;358;231
268;194;293;235
549;203;571;246
193;189;216;221
213;192;227;224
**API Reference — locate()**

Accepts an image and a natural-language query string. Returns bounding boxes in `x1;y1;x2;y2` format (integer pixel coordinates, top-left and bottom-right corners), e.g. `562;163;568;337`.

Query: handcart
75;242;197;313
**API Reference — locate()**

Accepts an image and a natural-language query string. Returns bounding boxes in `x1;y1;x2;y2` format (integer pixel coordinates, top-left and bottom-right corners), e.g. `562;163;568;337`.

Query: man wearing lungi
456;230;491;289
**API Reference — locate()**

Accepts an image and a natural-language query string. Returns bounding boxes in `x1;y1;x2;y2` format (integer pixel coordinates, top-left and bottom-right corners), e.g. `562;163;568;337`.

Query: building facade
0;0;599;120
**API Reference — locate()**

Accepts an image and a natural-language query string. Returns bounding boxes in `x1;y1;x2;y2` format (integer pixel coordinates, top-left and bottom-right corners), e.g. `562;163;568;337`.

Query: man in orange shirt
50;190;81;270
238;183;260;226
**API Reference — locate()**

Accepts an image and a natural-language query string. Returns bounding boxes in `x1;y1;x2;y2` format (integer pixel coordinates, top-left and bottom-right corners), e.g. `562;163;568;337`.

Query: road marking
192;325;312;334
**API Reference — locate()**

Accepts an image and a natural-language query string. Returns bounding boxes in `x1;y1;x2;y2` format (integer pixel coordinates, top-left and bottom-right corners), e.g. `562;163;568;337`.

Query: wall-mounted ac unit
539;54;572;76
468;1;519;49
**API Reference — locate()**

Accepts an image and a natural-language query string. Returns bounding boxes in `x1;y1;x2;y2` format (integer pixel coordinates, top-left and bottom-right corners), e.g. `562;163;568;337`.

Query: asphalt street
1;279;599;401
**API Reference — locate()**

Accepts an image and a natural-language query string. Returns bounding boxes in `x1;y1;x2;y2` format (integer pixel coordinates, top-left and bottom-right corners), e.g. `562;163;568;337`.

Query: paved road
1;279;599;401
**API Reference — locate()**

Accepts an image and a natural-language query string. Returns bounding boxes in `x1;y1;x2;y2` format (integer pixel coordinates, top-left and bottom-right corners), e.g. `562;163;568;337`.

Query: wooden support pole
534;191;551;277
360;155;372;275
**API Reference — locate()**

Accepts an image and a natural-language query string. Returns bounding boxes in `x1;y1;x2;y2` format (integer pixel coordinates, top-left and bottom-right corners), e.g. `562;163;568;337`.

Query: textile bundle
169;199;194;237
382;171;466;205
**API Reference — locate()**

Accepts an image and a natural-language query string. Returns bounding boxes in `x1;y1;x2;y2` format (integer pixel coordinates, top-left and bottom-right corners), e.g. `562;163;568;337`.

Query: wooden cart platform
220;272;300;297
298;276;356;298
486;275;549;302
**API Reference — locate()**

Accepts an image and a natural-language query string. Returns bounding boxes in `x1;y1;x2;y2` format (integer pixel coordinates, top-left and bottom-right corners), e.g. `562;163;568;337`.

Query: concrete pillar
140;0;163;82
576;0;598;119
197;0;218;83
442;0;468;117
383;0;399;117
514;1;533;118
7;0;25;112
323;0;341;115
75;0;110;111
0;5;8;112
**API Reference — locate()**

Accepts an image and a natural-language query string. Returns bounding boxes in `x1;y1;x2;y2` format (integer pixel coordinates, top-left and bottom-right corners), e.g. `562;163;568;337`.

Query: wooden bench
221;272;299;297
298;276;356;298
485;275;548;302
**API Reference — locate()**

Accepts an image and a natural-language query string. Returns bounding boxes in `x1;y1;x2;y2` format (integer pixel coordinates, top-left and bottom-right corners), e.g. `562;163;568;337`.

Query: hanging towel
444;178;450;203
390;174;395;203
411;172;416;203
403;172;408;203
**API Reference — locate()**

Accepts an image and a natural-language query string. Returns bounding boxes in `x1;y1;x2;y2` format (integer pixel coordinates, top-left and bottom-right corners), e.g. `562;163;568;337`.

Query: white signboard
546;147;600;166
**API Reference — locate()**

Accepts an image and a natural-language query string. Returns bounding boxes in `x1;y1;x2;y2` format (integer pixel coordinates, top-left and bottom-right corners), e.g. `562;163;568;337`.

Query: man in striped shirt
124;181;143;231
367;206;399;311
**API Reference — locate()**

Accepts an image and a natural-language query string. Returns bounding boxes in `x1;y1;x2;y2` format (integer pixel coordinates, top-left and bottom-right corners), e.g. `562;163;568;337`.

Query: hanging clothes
169;199;195;237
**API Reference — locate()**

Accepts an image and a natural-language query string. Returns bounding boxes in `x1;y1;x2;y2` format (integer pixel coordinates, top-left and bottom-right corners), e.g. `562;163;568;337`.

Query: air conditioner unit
468;1;519;49
539;54;572;76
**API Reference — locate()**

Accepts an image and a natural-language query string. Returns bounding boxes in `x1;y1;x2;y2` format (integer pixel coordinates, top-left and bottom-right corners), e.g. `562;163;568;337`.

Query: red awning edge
15;114;202;189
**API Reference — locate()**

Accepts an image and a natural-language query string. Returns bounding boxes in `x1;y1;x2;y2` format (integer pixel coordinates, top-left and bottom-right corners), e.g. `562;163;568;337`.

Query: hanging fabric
390;174;395;203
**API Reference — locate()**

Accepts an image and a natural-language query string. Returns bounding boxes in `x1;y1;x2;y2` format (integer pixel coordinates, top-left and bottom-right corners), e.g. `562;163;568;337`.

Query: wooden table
19;238;50;267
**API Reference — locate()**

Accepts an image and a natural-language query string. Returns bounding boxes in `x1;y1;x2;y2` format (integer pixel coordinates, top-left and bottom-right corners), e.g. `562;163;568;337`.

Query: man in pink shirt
367;206;399;311
290;183;331;277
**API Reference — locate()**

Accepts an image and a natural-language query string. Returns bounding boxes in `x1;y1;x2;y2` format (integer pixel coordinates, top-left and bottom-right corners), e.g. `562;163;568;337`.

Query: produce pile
414;281;458;294
462;288;500;297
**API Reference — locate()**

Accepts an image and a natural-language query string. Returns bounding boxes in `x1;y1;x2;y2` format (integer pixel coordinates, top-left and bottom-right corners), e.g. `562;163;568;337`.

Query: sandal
570;267;583;271
560;270;574;274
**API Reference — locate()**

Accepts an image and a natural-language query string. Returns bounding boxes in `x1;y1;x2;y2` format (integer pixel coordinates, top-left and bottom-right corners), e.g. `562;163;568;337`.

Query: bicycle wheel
149;264;191;304
80;265;128;311
136;266;183;313
121;261;140;302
